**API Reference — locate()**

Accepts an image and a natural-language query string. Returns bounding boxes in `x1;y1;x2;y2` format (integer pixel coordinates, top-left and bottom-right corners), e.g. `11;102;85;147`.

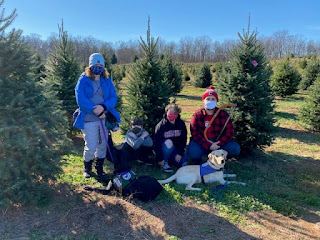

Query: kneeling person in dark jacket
121;117;154;165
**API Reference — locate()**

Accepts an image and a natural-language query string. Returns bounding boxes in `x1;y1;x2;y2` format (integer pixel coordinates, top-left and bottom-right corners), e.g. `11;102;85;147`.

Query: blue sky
3;0;320;43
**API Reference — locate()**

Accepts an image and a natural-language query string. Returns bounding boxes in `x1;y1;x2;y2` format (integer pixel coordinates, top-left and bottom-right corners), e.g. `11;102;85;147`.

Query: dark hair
130;117;144;126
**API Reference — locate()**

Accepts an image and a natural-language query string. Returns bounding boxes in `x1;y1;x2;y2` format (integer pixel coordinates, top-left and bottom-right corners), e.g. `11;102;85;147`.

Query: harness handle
211;170;229;198
100;119;114;163
204;104;237;140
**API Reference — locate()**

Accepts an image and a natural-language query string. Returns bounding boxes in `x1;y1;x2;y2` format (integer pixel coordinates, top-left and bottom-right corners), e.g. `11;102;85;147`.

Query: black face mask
132;127;142;134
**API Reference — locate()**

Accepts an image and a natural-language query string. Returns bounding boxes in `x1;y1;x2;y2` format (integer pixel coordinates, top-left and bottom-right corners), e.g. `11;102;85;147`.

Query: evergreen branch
0;0;17;32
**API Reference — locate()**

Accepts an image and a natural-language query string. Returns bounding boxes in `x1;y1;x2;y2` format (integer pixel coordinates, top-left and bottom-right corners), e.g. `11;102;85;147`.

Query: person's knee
186;144;201;161
225;142;241;158
230;142;241;156
85;142;98;153
186;145;195;159
164;139;173;149
235;144;241;156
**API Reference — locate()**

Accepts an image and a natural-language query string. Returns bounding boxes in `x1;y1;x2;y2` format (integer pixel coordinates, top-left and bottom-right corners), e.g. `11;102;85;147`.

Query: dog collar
200;163;223;184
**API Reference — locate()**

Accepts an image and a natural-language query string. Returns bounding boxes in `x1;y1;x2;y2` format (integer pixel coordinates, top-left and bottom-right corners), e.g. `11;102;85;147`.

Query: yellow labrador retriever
158;149;246;191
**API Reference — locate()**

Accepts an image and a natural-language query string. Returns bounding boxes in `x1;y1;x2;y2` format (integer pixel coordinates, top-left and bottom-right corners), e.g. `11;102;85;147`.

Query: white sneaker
162;163;173;173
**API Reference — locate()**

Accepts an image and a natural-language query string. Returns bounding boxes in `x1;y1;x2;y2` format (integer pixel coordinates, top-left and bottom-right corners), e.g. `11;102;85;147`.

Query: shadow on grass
276;95;306;102
0;182;256;240
145;149;320;239
136;201;257;240
176;94;202;101
231;150;320;226
275;126;320;145
275;111;297;121
70;134;84;154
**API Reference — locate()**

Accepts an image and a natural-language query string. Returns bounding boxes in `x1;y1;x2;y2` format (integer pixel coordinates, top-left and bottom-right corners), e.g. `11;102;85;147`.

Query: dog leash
100;119;114;163
211;169;229;198
216;105;237;141
204;104;237;141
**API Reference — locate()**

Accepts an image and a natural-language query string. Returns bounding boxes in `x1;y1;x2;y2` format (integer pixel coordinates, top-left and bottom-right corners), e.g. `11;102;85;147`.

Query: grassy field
4;81;319;240
59;82;320;223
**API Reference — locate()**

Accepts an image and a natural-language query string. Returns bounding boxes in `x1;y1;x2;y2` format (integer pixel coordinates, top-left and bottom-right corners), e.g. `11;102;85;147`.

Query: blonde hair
165;103;181;114
85;66;109;80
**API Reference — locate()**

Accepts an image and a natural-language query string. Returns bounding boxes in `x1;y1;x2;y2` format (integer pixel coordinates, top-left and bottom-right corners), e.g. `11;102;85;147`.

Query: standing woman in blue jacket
74;53;120;178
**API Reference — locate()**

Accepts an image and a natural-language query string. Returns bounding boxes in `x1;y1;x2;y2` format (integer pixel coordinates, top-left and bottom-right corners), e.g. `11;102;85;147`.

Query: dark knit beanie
130;117;144;126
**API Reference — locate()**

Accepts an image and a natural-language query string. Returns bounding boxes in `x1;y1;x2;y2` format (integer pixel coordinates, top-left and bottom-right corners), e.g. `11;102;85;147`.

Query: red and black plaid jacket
190;108;234;150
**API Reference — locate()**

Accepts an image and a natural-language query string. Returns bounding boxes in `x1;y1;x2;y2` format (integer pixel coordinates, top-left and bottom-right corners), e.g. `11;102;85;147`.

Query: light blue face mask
204;100;217;110
91;66;104;75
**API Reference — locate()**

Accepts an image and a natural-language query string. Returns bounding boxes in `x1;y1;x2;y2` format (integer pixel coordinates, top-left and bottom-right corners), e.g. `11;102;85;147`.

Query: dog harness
200;162;223;184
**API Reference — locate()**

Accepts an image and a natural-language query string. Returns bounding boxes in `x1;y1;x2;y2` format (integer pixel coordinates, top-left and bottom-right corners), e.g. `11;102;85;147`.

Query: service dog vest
200;162;223;184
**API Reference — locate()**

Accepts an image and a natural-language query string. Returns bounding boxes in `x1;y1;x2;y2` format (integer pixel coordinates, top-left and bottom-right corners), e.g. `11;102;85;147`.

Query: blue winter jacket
73;73;121;129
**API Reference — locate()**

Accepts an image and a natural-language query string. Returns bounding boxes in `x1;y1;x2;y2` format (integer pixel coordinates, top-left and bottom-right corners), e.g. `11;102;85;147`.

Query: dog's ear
221;150;228;159
208;152;213;160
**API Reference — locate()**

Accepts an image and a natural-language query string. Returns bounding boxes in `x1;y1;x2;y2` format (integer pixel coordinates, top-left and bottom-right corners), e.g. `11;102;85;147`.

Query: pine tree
43;20;81;133
109;65;123;112
123;17;172;135
193;63;212;88
299;56;320;90
111;53;118;64
121;65;126;77
101;53;111;72
298;58;308;69
110;64;123;83
0;3;69;207
270;58;300;97
182;69;190;81
298;75;320;132
217;27;275;152
159;53;183;96
0;0;15;32
132;54;139;63
32;51;46;82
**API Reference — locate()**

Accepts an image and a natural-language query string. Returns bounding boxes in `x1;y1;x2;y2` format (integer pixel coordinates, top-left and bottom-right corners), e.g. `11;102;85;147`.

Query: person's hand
93;105;104;115
209;141;220;151
175;154;182;163
99;113;106;119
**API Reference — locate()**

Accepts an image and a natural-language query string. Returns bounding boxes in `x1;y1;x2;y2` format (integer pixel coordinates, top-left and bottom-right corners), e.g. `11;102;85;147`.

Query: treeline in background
22;30;320;64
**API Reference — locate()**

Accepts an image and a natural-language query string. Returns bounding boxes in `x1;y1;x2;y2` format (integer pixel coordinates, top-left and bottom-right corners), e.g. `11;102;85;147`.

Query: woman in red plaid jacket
186;86;240;164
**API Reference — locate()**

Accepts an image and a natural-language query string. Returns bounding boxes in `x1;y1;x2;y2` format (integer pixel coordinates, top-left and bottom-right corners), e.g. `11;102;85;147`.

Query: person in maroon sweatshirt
186;86;240;164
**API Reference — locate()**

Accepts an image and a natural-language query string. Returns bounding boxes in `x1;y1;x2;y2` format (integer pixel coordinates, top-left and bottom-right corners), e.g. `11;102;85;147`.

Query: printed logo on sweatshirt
164;130;181;138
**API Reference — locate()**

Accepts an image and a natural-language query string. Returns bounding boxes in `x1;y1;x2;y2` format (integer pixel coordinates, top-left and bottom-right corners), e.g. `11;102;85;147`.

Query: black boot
95;158;106;177
83;160;93;178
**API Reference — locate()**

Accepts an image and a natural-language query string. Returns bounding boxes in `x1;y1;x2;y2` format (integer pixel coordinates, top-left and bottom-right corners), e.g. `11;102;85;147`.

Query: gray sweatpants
81;120;107;162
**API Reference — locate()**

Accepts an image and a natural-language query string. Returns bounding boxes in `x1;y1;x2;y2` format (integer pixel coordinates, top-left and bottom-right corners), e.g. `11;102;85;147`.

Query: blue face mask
91;66;104;75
